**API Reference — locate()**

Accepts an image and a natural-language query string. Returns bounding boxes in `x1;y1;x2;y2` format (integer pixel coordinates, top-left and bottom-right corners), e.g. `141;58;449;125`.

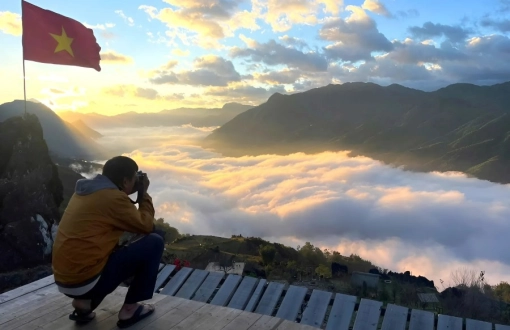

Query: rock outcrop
0;114;63;289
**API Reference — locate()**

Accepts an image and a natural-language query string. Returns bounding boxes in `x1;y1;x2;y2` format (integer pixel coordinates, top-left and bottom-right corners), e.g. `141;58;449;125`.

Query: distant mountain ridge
204;81;510;184
58;102;254;129
70;119;103;139
0;100;112;161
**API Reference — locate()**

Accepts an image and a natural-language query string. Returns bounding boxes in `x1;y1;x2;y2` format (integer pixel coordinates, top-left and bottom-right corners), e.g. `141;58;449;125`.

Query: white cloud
138;0;262;48
320;6;393;62
83;22;116;30
361;0;392;17
0;11;21;36
265;0;343;32
230;39;328;72
115;10;135;26
94;126;510;288
149;55;242;86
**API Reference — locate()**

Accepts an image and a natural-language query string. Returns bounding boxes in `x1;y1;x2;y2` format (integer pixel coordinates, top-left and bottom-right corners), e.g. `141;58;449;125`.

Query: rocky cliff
0;114;63;292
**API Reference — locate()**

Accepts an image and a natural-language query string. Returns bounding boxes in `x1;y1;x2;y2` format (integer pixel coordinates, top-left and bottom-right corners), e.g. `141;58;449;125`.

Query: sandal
69;309;96;324
68;298;100;324
117;304;155;329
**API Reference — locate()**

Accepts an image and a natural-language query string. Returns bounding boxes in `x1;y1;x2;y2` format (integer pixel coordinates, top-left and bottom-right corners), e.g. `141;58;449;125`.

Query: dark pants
67;233;164;307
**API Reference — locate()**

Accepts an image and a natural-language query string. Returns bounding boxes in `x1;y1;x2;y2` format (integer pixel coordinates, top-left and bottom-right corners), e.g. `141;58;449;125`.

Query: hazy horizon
72;125;510;290
2;0;510;115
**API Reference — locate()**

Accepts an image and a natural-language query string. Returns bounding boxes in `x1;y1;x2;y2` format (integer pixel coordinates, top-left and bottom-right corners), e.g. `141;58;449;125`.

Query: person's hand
142;174;150;193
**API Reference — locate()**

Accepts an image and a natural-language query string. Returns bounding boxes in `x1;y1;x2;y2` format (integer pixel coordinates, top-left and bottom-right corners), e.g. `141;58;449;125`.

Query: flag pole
21;0;27;117
23;60;27;116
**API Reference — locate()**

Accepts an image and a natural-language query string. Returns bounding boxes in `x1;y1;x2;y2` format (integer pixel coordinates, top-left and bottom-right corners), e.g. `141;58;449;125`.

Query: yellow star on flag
50;27;74;57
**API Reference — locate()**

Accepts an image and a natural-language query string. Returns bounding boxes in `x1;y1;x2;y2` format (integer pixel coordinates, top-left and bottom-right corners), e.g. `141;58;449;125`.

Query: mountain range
0;100;253;162
58;102;253;129
204;82;510;184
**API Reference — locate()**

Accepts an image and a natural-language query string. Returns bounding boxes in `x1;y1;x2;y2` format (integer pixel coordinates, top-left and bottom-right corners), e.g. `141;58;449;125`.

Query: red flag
22;1;101;71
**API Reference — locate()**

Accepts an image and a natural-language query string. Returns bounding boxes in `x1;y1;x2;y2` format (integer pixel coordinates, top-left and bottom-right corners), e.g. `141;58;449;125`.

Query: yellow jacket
52;174;155;286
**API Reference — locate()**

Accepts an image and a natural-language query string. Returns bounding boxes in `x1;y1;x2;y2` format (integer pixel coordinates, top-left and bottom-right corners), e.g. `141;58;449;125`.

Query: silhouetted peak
222;102;242;109
267;92;287;103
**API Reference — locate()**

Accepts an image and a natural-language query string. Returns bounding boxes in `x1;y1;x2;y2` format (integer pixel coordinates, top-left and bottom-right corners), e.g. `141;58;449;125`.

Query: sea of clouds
88;125;510;289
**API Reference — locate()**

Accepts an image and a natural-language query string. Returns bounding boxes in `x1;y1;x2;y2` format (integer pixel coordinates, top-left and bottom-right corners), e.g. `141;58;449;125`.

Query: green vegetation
259;245;276;265
154;217;182;244
156;219;510;325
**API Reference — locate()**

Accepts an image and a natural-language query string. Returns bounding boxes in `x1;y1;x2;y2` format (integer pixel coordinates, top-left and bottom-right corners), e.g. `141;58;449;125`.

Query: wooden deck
0;279;314;330
1;264;510;330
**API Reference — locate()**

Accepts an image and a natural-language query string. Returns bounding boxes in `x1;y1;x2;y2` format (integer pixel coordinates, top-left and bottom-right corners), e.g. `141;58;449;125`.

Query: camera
130;171;147;204
136;170;147;182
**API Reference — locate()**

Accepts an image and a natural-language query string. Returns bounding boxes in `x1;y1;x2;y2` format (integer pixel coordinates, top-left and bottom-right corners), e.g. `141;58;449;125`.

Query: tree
441;268;501;321
315;264;332;279
259;245;276;266
379;281;390;303
330;251;343;263
154;218;181;243
298;242;327;268
493;281;510;303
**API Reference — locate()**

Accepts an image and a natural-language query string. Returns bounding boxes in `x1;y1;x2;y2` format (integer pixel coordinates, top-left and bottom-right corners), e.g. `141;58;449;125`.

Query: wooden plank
192;271;224;303
276;320;319;330
47;287;129;330
254;282;285;316
0;275;55;304
0;284;58;315
437;314;463;330
175;269;209;299
300;289;332;328
143;299;206;330
160;267;193;296
121;296;187;330
222;311;263;330
62;289;168;330
0;285;60;324
325;293;356;330
246;314;284;330
19;292;136;330
1;294;71;330
381;304;408;330
168;303;242;330
275;285;307;321
465;318;492;330
165;303;217;329
409;309;434;330
352;299;382;330
245;279;267;312
154;264;176;292
496;325;510;330
191;307;243;330
228;276;258;310
15;302;74;330
210;274;242;307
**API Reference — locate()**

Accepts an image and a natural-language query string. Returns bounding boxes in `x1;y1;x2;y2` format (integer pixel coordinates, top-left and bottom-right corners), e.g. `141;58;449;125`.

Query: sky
1;0;510;115
85;125;510;289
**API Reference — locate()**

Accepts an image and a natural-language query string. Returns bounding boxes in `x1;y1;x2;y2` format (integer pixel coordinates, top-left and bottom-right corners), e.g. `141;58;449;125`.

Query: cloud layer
93;126;510;288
